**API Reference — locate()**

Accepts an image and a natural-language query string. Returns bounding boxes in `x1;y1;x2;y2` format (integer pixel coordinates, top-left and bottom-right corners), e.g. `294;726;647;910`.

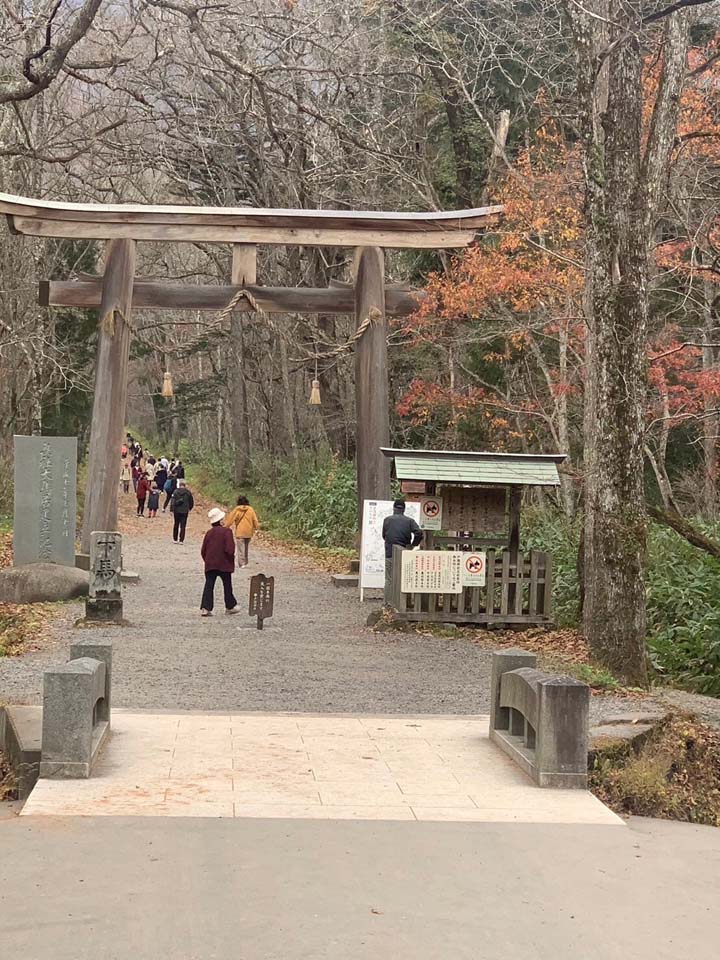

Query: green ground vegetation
181;443;356;566
525;511;720;696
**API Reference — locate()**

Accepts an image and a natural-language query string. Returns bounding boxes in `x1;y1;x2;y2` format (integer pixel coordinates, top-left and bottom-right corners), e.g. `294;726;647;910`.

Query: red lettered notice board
401;550;462;593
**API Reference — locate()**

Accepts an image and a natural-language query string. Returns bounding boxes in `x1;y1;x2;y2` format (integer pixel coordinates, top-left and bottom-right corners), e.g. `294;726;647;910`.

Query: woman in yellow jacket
224;495;260;568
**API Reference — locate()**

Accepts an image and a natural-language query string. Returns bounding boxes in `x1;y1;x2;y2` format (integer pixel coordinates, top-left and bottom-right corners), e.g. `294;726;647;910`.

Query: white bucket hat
208;507;225;524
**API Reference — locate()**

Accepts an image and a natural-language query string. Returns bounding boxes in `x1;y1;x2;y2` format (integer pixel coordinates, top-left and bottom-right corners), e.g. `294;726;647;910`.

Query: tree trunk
702;278;718;517
648;504;720;560
571;4;691;686
557;316;574;517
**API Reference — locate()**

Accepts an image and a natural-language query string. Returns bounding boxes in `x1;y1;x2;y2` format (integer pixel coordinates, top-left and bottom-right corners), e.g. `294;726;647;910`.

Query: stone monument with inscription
13;435;77;567
85;531;123;621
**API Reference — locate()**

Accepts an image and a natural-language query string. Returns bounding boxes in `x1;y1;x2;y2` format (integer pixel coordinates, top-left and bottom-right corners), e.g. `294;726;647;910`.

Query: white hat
208;508;225;524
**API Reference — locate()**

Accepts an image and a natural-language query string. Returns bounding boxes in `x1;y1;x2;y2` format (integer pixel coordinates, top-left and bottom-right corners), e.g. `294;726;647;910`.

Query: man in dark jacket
155;464;168;498
200;508;239;616
382;500;423;604
169;479;194;543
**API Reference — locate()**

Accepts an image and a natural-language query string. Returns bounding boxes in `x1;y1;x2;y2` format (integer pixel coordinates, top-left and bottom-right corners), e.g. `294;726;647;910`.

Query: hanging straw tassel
161;371;174;398
309;358;321;405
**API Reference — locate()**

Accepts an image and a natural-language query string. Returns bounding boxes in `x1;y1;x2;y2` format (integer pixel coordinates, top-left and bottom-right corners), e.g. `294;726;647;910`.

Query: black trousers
173;513;188;542
201;570;237;612
137;497;146;516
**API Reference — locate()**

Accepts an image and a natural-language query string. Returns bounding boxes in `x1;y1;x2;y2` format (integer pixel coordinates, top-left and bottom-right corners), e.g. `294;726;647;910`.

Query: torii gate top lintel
0;192;502;249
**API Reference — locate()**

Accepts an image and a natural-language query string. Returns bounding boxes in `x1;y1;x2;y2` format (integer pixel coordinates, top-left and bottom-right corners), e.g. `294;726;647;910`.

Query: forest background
2;0;720;692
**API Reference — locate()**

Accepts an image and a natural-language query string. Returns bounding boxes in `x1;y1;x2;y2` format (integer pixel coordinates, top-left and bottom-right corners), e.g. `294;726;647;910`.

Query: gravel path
0;495;498;713
0;491;677;721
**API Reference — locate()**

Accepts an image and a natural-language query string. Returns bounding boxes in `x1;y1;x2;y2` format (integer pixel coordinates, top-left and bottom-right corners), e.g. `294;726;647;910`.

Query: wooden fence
389;546;552;625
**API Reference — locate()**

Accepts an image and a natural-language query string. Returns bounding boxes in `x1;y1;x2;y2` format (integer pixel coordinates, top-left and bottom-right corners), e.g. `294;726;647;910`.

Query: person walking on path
155;463;168;496
224;495;260;568
136;472;151;517
120;459;131;494
174;459;186;480
147;483;160;518
131;457;141;493
200;508;239;617
169;478;194;543
382;499;423;605
163;474;177;512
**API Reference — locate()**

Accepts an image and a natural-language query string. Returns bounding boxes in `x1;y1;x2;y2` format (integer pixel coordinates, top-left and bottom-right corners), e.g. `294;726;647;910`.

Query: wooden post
232;244;257;286
508;486;522;610
508;487;522;566
81;239;136;553
229;245;256;482
354;246;390;527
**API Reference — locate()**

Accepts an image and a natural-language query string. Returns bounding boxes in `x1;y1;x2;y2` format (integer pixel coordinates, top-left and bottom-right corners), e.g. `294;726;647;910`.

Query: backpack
164;478;173;494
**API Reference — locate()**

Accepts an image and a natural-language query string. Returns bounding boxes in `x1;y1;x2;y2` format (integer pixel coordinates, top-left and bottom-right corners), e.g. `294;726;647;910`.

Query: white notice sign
360;499;421;596
420;496;443;530
461;552;487;587
401;550;462;594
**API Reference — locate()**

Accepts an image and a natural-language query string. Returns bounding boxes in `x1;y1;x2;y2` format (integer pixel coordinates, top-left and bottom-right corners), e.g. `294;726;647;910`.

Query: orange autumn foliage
398;37;720;450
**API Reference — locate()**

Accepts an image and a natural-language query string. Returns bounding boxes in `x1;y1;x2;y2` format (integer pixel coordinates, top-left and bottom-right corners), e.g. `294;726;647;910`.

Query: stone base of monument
0;563;89;604
84;596;123;622
75;552;90;571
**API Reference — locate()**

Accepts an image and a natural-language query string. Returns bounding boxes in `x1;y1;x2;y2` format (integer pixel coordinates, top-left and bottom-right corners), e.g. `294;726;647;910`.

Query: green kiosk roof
381;448;566;487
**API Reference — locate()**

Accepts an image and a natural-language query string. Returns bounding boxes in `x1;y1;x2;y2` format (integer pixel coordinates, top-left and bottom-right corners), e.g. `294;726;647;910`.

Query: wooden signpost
249;573;275;630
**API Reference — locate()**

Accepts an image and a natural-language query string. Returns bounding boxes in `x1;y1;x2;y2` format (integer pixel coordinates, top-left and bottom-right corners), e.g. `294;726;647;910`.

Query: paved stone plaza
22;711;621;822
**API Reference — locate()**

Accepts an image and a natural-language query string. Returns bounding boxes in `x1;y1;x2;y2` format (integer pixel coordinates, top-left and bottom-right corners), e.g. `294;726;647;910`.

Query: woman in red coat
200;508;239;617
136;473;151;517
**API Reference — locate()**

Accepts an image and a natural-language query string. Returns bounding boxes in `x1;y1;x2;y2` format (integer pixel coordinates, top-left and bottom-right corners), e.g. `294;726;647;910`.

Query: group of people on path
120;434;190;537
120;434;262;614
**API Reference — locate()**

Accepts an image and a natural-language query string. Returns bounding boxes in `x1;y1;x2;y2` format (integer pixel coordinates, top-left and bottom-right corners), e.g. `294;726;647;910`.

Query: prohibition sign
423;498;440;518
465;554;484;575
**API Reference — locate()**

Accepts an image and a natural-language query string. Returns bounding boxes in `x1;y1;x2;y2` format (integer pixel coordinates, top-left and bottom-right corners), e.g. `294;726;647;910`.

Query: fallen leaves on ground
0;602;57;657
461;625;590;662
374;610;589;663
591;713;720;826
0;532;61;656
0;532;12;570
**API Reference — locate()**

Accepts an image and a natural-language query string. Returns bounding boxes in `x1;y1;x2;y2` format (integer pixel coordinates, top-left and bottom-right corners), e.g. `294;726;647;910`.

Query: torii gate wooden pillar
81;239;136;552
355;247;390;526
0;193;501;548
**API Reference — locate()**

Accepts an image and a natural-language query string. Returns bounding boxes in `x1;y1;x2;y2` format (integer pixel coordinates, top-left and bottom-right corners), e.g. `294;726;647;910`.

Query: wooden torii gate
0;193;501;551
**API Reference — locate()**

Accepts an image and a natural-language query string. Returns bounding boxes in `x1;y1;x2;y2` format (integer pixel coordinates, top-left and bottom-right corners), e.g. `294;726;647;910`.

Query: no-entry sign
461;552;486;587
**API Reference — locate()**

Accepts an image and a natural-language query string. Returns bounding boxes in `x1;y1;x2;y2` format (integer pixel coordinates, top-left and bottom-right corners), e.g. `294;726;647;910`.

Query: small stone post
535;677;590;787
85;531;123;622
